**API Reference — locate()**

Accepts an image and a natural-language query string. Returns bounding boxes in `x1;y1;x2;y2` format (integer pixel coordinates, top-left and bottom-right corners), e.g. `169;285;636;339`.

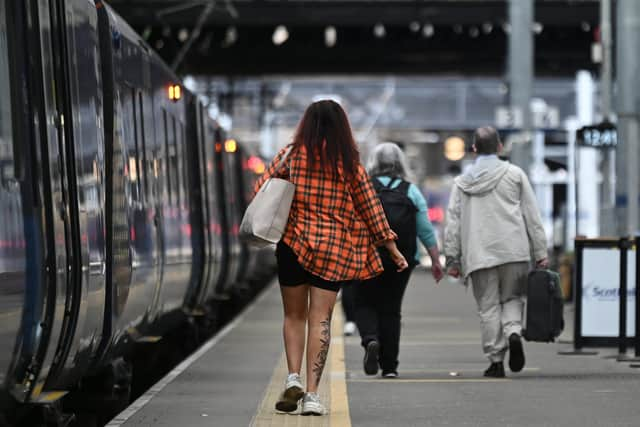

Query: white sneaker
301;392;327;416
343;321;357;336
275;373;304;413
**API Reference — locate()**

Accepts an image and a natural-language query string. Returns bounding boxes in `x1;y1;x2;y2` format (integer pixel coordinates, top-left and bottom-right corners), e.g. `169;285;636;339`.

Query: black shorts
276;241;348;292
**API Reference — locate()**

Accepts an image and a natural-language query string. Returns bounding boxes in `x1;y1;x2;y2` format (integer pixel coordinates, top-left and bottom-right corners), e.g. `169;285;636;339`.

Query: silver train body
0;0;273;418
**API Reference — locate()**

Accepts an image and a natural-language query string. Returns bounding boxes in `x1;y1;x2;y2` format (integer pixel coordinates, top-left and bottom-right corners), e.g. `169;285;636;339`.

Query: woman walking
355;143;443;378
253;101;408;416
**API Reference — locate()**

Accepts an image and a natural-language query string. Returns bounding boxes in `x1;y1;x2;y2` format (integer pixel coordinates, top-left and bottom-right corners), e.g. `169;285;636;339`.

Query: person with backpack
444;126;548;378
354;142;444;378
254;101;408;415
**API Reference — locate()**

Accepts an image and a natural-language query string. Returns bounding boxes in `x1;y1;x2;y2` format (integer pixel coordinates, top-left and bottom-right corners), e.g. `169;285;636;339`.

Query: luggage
371;177;418;268
523;269;564;342
240;146;294;248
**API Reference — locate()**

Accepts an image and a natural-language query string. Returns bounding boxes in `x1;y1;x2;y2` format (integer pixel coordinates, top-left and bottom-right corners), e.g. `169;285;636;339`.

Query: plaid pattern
254;144;396;282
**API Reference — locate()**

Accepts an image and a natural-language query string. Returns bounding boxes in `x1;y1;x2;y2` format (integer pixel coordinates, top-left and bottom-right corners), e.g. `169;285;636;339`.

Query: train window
137;91;150;202
131;88;143;203
169;115;180;207
162;108;172;204
0;2;13;181
179;122;188;205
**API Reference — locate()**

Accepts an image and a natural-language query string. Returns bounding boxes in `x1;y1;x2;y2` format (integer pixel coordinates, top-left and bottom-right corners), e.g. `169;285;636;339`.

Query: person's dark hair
473;126;501;155
292;100;360;179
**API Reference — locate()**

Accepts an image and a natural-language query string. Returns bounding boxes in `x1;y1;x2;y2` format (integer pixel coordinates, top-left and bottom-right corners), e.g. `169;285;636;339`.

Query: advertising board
581;247;636;338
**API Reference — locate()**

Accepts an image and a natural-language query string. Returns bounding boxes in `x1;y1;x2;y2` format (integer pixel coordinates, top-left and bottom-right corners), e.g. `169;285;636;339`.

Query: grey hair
366;142;414;180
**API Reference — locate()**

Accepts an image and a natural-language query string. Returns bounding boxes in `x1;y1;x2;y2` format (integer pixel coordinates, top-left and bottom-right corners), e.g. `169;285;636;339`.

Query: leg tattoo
312;315;331;387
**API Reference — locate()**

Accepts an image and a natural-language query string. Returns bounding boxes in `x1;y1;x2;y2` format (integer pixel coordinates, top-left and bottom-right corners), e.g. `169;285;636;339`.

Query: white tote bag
239;146;294;248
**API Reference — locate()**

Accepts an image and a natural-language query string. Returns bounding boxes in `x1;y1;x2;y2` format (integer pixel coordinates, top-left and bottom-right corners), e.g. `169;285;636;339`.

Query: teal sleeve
408;184;438;250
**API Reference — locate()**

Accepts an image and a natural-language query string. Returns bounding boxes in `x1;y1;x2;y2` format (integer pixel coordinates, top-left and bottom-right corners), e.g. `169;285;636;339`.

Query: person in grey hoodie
444;126;548;378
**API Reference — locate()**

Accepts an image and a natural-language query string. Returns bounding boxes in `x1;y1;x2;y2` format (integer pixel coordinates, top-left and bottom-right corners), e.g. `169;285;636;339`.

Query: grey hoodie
444;156;547;281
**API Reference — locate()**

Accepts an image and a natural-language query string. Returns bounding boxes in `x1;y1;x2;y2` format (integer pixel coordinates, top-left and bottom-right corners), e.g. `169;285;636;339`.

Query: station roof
108;0;600;76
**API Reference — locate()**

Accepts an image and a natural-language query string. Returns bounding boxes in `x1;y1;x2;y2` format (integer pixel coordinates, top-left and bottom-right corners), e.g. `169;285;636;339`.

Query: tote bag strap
275;145;294;176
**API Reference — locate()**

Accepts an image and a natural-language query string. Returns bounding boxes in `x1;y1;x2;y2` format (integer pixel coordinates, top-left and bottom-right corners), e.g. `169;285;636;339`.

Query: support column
576;71;599;238
616;0;640;236
600;0;617;236
508;0;534;171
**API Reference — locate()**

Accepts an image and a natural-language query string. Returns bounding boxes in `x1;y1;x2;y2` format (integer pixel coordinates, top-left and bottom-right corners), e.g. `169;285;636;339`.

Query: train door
183;98;206;310
204;121;225;300
128;86;160;321
136;87;164;321
42;0;106;390
0;0;52;402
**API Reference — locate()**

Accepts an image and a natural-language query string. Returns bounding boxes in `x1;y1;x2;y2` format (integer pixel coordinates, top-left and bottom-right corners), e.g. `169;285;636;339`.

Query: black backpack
372;177;418;269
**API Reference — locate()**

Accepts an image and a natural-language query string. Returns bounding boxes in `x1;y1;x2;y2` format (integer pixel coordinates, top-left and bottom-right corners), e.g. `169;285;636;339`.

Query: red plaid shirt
254;144;396;282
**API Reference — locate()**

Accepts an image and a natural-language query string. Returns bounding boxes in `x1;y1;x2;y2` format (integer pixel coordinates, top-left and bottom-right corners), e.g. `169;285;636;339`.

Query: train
0;1;275;425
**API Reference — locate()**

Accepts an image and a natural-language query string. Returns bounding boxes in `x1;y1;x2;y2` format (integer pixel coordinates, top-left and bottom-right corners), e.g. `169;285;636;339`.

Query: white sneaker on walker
301;392;327;416
343;321;357;336
275;373;304;413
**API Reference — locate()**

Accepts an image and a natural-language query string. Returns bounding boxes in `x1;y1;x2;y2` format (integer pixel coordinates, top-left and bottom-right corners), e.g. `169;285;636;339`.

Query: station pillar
507;0;534;171
615;0;640;236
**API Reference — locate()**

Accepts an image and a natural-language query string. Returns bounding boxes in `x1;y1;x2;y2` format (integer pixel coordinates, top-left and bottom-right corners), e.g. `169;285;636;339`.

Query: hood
455;157;510;195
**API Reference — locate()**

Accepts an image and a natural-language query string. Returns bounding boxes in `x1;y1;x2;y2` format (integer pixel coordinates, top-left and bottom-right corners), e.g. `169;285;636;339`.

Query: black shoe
508;333;525;373
483;362;505;378
363;340;380;375
382;370;398;378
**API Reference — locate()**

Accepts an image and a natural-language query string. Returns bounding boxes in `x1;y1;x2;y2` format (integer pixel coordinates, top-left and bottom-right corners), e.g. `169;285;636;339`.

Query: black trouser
354;266;414;373
341;281;357;323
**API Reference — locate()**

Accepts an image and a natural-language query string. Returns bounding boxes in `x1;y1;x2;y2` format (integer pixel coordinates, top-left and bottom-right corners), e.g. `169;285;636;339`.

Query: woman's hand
431;260;444;283
427;247;444;283
384;240;408;272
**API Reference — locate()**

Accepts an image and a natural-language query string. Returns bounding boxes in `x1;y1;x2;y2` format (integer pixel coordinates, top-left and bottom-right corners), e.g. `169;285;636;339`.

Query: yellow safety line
249;301;352;426
330;304;352;427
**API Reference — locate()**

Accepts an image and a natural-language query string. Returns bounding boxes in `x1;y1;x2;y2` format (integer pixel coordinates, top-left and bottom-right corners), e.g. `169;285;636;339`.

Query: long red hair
292;100;360;179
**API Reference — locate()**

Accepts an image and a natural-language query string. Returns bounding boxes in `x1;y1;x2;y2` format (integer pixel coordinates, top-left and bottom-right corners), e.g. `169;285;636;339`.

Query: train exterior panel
0;0;275;423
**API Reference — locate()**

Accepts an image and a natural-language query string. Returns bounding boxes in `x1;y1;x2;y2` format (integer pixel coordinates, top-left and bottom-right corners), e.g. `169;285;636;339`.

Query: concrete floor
113;269;640;427
344;270;640;427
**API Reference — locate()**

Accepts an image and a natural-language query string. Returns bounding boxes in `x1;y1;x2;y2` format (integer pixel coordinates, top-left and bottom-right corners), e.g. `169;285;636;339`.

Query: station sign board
581;246;636;338
574;238;637;348
576;121;617;149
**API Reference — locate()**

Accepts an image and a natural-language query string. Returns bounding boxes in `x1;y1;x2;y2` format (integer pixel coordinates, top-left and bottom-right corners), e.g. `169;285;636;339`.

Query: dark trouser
354;266;414;373
341;281;357;322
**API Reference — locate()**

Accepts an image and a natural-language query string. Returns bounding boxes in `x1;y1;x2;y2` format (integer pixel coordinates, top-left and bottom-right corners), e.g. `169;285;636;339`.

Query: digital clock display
577;123;617;148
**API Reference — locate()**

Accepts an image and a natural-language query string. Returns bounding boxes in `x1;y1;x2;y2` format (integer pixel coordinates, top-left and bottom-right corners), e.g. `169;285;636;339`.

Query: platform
107;270;640;427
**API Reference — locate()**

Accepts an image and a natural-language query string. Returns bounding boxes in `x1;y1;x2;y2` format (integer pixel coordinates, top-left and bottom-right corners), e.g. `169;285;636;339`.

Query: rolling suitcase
523;269;564;342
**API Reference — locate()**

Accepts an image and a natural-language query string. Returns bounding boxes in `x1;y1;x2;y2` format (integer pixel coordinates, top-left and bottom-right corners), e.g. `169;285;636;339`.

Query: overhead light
482;22;493;34
444;136;466;161
142;26;152;40
533;22;544;34
469;26;480;38
178;28;189;42
272;25;289;45
155;39;165;50
581;21;591;32
325;26;337;47
422;23;434;38
223;26;238;47
502;22;511;34
409;21;421;33
453;24;463;34
373;23;386;38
